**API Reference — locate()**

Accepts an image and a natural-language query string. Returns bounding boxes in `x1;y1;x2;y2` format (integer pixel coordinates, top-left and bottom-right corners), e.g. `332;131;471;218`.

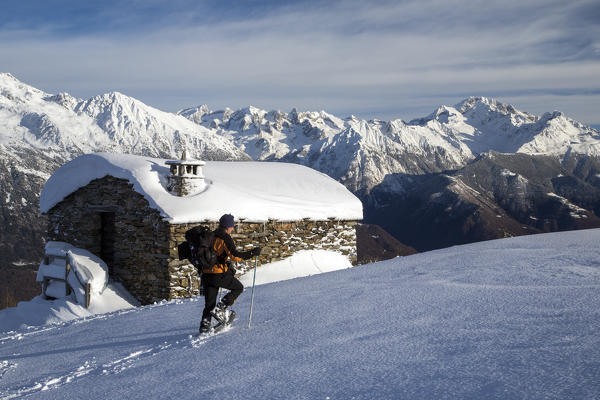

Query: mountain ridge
1;72;599;267
176;94;599;196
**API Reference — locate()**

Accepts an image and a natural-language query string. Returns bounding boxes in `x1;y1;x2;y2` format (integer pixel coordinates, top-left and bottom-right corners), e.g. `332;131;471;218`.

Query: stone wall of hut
45;176;359;303
45;176;171;304
167;219;358;299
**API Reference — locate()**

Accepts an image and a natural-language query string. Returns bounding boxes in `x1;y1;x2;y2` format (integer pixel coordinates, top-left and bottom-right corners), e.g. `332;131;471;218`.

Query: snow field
238;250;353;287
0;229;599;399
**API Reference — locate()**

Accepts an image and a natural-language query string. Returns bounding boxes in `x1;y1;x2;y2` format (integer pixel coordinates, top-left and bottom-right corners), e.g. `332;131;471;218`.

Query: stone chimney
165;151;207;196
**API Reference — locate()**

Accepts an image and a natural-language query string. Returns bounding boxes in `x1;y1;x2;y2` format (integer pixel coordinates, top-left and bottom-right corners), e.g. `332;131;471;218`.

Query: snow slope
1;229;599;399
0;284;137;333
238;250;353;287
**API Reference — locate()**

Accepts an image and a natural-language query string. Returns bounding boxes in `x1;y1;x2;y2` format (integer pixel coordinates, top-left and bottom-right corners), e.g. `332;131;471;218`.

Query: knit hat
219;213;235;228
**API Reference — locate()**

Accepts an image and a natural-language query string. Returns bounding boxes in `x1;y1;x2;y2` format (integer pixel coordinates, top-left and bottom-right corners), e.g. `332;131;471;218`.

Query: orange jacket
202;228;252;274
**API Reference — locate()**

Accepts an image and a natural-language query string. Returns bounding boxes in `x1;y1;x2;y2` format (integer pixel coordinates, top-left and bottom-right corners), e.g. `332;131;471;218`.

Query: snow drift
3;242;138;332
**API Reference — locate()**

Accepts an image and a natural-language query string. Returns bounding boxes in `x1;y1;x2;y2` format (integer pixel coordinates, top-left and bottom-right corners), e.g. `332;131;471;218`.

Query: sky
1;0;599;124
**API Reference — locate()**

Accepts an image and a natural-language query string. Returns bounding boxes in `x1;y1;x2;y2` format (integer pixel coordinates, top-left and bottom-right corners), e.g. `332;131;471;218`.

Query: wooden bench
41;254;91;308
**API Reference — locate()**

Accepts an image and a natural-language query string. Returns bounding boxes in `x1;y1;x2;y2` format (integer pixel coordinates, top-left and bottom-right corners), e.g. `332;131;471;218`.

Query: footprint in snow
0;360;17;379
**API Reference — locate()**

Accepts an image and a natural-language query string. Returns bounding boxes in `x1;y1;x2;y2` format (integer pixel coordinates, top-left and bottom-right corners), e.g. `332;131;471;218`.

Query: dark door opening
100;212;116;274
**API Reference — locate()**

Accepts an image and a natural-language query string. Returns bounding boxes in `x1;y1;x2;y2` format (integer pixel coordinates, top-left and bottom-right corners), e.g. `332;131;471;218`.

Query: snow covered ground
238;250;353;287
0;284;138;334
0;241;139;333
1;229;600;399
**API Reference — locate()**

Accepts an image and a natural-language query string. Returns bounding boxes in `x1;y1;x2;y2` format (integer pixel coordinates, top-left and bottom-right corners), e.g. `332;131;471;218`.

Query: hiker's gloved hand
251;247;262;257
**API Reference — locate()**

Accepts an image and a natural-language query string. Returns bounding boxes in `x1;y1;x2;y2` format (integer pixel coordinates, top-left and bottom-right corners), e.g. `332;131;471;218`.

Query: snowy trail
0;298;211;399
1;229;600;399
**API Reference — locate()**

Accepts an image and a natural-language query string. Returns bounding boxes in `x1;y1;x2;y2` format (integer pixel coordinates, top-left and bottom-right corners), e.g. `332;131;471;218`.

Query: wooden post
42;277;49;299
86;283;91;308
65;260;71;297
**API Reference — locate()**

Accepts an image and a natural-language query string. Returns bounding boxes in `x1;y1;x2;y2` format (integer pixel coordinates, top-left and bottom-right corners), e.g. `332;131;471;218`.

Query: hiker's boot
199;318;211;334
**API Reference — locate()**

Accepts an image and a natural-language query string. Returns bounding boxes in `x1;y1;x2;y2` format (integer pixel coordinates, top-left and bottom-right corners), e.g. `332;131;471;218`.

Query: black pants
201;273;244;321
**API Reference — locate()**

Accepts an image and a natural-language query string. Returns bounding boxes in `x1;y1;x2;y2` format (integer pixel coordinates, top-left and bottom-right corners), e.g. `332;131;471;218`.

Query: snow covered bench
37;242;109;308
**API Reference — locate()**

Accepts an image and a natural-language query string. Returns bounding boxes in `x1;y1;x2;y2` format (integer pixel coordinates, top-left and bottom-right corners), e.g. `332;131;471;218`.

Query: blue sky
1;0;599;124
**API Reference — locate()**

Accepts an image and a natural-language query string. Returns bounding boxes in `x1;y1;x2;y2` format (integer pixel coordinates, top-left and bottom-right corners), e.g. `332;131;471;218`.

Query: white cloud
1;0;599;123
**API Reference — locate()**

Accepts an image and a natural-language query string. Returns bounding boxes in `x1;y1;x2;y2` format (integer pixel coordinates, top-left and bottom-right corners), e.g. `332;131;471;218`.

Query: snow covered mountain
178;104;470;194
0;73;248;161
1;229;599;398
179;97;600;195
369;152;600;251
2;72;600;267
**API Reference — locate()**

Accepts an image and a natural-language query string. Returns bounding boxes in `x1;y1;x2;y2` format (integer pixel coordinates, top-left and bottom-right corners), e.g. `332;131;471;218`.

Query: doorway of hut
99;212;116;274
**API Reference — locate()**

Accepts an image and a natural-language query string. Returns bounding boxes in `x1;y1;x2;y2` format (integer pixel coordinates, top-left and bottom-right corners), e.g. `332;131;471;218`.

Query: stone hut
40;152;363;305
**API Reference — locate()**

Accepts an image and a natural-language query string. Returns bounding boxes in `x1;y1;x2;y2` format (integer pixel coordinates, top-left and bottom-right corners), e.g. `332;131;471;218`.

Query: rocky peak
456;96;497;112
0;72;19;83
44;92;81;110
289;107;300;124
176;104;212;125
456;96;536;123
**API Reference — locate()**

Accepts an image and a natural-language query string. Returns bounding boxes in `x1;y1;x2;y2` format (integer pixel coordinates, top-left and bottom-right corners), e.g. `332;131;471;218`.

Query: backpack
178;226;218;272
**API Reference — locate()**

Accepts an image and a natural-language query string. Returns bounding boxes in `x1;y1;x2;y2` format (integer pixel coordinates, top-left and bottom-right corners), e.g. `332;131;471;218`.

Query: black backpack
178;226;218;272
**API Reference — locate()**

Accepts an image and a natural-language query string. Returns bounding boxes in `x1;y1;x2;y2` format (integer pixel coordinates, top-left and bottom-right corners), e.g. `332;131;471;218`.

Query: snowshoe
211;302;229;324
212;309;236;333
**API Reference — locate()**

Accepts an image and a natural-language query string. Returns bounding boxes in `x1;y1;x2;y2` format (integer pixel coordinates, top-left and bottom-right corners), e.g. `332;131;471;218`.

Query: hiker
200;213;261;333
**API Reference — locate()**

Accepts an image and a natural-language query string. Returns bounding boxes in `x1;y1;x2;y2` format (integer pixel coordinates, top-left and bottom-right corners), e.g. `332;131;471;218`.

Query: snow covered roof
40;153;363;223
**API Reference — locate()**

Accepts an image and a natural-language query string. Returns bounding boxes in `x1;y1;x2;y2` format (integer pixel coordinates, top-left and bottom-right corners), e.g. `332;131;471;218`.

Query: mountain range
1;72;600;269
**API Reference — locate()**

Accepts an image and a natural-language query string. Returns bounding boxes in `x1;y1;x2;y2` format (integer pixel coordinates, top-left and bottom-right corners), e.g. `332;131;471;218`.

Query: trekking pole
247;256;258;328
